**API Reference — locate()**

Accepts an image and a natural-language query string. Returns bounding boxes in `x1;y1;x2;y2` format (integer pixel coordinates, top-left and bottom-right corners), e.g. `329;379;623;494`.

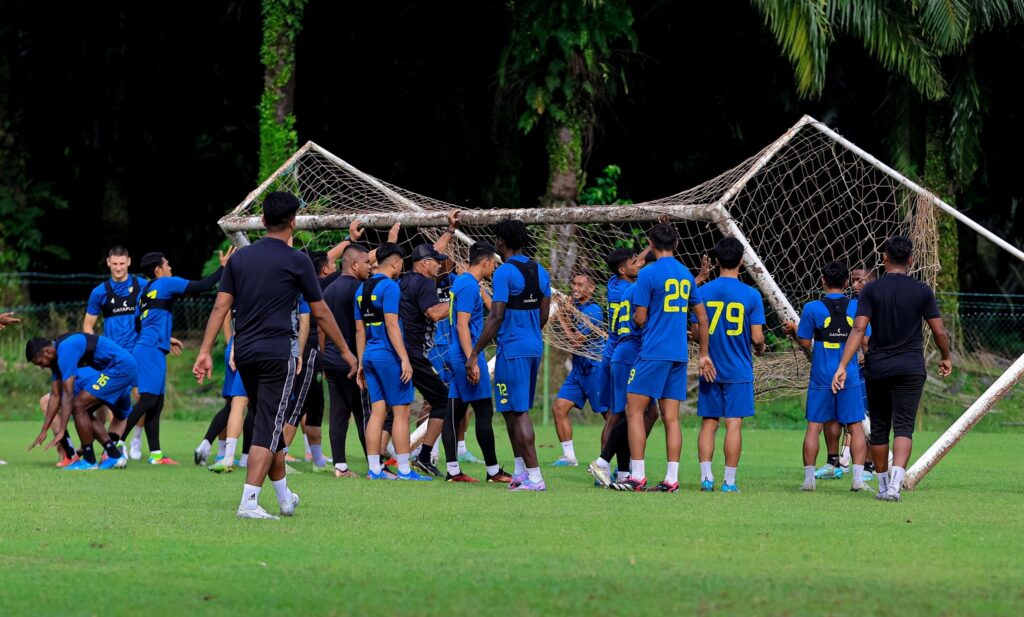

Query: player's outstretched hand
831;367;847;394
0;312;20;330
400;358;413;383
169;337;184;356
28;429;48;451
938;358;952;378
356;366;366;390
387;222;401;243
699;354;716;383
448;209;460;231
219;246;236;266
781;321;797;338
348;219;364;241
696;254;712;285
193;352;213;385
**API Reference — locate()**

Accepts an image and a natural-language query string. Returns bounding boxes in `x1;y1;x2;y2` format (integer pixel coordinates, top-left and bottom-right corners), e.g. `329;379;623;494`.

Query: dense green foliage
258;0;307;183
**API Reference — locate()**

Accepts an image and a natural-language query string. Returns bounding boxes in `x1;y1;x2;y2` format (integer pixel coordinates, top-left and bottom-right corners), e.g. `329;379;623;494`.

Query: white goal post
219;115;1024;488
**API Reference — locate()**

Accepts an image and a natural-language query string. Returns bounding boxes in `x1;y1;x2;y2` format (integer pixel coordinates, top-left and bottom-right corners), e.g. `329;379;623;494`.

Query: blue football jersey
697;276;765;383
632;257;703;363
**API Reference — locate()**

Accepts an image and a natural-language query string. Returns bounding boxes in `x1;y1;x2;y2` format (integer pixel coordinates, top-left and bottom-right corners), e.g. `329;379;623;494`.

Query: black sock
103;440;121;458
108;431;121;443
60;435;75;458
865;460;875;472
418;443;433;464
827;454;840;467
82;445;96;465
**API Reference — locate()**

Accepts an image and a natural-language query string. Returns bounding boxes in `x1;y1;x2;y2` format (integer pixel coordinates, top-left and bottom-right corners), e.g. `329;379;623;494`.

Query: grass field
1;421;1021;616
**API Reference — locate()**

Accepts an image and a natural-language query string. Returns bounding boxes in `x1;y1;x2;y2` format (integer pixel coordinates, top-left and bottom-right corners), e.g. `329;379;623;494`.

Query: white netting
220;116;944;398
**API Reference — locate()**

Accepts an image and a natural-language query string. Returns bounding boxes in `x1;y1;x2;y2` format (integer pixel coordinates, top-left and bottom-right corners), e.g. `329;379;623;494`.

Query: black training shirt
399;272;442;358
221;236;323;364
856;272;941;379
321;273;362;372
305;271;342;351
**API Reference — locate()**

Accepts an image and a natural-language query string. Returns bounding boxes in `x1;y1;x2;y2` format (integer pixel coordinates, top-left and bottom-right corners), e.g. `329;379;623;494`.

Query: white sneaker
113;455;128;469
850;480;867;492
129;440;142;461
801;480;816;491
237;505;279;520
194;441;210;466
280;492;300;517
285;464;300;475
0;459;7;465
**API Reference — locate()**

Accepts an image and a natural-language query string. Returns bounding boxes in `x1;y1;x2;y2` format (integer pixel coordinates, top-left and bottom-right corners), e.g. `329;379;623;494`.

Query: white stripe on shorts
269;355;297;452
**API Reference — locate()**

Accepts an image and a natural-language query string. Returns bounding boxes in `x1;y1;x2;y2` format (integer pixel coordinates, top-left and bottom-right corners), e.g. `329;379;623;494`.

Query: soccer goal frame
219;115;1024;489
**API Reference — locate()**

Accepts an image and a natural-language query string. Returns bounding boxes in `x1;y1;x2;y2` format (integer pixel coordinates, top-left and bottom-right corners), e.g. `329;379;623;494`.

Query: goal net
220;115;1024;487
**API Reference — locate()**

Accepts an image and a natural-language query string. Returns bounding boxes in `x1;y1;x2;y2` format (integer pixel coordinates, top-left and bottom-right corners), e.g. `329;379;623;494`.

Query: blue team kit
355;273;415;406
491;256;550;412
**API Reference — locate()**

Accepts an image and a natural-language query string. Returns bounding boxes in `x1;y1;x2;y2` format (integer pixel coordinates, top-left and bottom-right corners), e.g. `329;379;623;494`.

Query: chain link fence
2;274;1023;359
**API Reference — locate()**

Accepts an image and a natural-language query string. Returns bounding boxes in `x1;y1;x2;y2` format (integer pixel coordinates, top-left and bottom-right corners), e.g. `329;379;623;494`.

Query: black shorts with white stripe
285;344;323;427
237;357;296;453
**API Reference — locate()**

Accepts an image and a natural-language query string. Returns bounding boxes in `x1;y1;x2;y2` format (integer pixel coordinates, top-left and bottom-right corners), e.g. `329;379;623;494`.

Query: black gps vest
358;277;387;325
136;279;176;333
505;259;542;311
812;296;852;350
101;276;142;319
52;332;100;382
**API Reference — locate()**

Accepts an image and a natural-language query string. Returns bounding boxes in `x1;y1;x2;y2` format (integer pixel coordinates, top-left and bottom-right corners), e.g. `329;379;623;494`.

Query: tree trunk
259;0;306;183
544;119;584;284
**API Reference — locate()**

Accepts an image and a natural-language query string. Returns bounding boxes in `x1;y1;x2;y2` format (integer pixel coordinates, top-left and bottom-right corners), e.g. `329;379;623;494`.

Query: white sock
458;440;468;456
665;462;679;484
239;453;248;467
367;455;381;475
596;457;610;470
334;462;349;472
630;459;645;480
804;465;815;484
198;438;210;453
224;438;237;463
310;444;325;466
397;453;411;474
891;466;906;493
700;461;713;482
853;464;864;484
561;440;576;461
431;441;440;458
486;464;499;476
411;445;421;460
216;439;226;458
877;469;890;493
527;467;542;483
271;478;291;505
303;434;310;455
841;445;851;466
514;457;525;475
240;484;261;511
386;442;397;457
132;428;142;445
447;462;461;476
724;466;737;486
616;470;630;481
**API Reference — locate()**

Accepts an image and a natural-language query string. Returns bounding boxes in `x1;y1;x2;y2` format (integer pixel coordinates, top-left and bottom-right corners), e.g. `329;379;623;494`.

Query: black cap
410;243;448;263
376;242;406;263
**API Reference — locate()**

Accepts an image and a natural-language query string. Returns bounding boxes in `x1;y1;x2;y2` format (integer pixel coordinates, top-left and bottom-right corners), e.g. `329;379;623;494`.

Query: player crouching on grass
27;333;138;470
694;237;766;493
785;260;870;492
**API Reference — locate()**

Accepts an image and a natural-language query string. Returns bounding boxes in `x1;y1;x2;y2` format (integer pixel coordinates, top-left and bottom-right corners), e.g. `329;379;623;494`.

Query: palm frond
828;0;947;100
918;0;972;53
750;0;832;99
947;54;986;189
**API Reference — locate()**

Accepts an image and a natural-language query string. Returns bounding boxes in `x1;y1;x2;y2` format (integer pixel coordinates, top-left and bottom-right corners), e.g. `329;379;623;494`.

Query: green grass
1;421;1021;616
